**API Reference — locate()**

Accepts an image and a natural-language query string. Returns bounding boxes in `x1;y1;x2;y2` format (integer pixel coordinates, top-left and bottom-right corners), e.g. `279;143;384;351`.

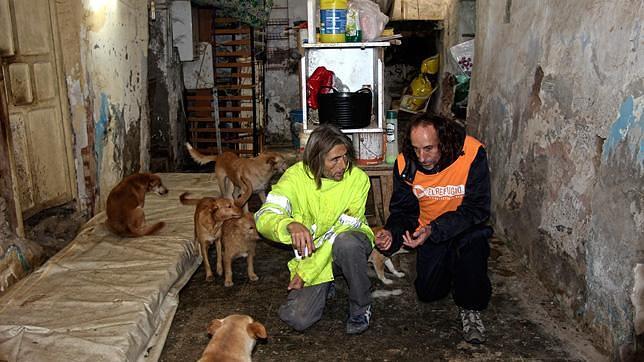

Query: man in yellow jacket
255;124;375;334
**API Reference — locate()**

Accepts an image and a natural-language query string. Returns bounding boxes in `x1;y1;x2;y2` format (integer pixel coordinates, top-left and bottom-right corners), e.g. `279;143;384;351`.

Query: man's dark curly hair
401;113;466;170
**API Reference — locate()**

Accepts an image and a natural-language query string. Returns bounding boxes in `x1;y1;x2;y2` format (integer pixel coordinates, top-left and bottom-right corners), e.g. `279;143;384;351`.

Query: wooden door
0;0;75;219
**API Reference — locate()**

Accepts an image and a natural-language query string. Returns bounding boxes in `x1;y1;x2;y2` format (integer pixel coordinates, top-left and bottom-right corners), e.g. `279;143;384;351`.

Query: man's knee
415;281;450;303
332;231;371;259
279;303;318;332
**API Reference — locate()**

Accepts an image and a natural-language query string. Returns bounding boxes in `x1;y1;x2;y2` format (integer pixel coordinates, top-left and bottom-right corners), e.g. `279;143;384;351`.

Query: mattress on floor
0;173;219;362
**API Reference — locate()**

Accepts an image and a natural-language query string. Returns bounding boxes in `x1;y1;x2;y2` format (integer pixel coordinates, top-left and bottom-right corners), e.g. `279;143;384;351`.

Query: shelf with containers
300;41;390;133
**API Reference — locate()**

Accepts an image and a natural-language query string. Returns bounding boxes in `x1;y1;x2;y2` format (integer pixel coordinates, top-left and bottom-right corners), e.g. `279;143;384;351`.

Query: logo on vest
412;184;465;200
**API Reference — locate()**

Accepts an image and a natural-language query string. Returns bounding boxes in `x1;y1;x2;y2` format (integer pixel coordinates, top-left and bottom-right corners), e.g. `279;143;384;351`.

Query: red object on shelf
307;66;334;109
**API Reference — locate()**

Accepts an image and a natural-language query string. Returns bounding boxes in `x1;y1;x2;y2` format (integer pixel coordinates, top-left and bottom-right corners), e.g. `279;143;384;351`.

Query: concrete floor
160;216;607;361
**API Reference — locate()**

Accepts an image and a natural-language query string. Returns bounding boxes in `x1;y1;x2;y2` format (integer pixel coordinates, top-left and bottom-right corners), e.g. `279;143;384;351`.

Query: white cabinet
300;41;390;133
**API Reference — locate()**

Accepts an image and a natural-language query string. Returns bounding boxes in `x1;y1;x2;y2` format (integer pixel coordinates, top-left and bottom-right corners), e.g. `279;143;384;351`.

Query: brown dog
219;212;261;287
369;226;406;285
198;314;267;362
186;143;288;211
106;173;168;237
180;192;243;281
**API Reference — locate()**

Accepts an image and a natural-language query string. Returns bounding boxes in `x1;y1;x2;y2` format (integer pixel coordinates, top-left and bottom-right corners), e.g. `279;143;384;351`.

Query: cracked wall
57;0;150;212
468;0;642;356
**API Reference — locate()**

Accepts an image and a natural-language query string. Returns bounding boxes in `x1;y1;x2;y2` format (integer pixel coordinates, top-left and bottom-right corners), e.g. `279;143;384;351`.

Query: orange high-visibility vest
397;136;483;228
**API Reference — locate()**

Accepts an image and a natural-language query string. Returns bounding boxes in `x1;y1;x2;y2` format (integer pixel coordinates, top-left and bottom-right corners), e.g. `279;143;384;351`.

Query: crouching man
375;114;493;344
255;124;374;334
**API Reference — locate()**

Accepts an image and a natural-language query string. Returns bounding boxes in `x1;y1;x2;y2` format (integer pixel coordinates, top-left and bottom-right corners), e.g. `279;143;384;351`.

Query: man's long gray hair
303;124;355;189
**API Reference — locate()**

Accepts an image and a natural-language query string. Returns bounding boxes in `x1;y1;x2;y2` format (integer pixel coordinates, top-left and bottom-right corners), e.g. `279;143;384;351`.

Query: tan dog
186;143;288;211
369;226;406;285
198;314;267;362
180;192;243;281
219;212;261;287
106;173;168;237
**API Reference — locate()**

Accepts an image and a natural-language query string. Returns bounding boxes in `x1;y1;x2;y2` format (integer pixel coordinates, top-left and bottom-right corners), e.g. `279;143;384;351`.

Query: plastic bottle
345;4;361;42
319;0;347;43
385;110;398;164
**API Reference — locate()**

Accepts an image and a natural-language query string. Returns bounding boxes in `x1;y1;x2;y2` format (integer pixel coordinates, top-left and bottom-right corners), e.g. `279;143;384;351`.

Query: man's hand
402;224;431;249
374;228;392;251
287;221;315;257
287;274;304;290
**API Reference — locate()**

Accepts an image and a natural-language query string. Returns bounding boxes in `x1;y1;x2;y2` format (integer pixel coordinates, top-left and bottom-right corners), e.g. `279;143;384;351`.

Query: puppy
186;144;288;211
219;212;261;287
180;193;243;281
106;173;168;237
369;226;406;285
198;314;267;362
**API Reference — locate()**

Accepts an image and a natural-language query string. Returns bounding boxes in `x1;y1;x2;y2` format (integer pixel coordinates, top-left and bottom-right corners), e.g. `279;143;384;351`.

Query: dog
369;226;406;285
180;192;243;281
198;314;267;362
186;143;288;211
219;212;261;287
106;173;168;237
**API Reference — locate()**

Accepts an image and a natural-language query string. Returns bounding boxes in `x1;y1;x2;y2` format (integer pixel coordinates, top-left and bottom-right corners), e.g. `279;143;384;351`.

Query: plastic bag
350;0;388;41
449;39;475;76
307;66;334;109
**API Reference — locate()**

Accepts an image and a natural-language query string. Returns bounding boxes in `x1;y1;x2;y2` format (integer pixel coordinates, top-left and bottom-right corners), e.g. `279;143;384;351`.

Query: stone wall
468;0;643;356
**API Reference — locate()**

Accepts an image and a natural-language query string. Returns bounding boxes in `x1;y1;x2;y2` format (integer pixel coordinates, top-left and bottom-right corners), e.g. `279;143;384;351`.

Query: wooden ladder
186;12;263;157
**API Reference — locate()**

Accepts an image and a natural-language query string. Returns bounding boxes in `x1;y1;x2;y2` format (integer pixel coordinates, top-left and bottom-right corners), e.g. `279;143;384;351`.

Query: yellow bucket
319;0;347;43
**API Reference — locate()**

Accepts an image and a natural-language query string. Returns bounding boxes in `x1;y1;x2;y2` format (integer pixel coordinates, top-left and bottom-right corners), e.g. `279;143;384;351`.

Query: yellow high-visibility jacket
254;161;374;287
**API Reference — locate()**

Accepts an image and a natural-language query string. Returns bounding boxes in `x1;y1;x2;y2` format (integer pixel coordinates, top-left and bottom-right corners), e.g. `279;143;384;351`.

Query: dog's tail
235;174;253;208
186;142;218;165
179;192;201;205
129;221;166;237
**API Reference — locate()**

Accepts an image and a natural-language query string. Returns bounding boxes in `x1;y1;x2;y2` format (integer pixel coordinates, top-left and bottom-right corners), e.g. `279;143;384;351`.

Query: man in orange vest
375;114;493;344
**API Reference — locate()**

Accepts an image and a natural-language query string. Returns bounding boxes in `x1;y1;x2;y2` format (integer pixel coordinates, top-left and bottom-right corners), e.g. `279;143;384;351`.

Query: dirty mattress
0;173;217;361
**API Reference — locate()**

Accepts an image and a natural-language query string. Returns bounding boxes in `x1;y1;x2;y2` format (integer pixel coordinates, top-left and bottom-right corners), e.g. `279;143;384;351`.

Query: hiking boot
460;308;486;344
346;305;372;335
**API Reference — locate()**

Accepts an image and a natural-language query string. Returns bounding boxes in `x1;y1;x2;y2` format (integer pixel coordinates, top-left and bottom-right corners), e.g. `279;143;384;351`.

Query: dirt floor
19;172;607;361
159;199;607;362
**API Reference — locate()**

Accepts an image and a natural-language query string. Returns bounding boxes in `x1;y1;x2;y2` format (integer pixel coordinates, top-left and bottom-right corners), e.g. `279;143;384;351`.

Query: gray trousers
278;231;373;331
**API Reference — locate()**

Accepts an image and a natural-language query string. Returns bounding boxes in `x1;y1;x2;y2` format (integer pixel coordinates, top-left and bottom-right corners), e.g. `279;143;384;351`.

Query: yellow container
319;0;347;43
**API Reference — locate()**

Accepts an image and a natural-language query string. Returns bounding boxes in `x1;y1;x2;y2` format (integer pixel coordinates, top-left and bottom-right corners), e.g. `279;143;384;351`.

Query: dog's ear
247;321;267;339
207;319;224;335
265;155;278;166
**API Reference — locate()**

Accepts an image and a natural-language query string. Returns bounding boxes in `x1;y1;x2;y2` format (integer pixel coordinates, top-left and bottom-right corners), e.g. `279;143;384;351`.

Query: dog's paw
206;274;214;282
216;268;223;276
381;277;393;285
249;274;259;282
393;271;405;278
224;280;234;287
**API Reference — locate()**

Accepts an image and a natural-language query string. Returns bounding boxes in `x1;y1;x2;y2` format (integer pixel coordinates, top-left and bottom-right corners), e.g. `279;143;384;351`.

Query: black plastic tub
318;86;372;129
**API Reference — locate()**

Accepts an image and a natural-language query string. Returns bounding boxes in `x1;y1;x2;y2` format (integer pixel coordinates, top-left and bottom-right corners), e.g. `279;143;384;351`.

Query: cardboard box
391;0;449;21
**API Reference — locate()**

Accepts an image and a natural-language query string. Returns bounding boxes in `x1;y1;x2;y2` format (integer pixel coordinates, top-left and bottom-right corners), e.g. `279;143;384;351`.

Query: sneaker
346;305;372;335
460;308;486;344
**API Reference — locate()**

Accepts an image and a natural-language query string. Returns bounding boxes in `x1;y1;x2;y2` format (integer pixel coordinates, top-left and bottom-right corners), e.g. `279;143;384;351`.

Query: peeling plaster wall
57;0;150;212
468;0;643;355
265;71;299;144
148;2;184;171
265;1;306;145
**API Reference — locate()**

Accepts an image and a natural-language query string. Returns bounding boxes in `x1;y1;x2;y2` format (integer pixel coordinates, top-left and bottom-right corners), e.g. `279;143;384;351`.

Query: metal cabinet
300;42;390;133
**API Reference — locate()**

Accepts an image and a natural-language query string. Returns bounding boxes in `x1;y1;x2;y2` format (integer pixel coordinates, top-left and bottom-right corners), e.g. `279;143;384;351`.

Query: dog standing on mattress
106;173;168;237
180;192;242;281
185;143;288;211
198;314;267;362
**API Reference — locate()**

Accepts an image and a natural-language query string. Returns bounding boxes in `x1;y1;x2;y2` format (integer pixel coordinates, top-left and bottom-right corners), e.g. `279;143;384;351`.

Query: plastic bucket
353;132;384;165
319;0;347;43
318;87;372;129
